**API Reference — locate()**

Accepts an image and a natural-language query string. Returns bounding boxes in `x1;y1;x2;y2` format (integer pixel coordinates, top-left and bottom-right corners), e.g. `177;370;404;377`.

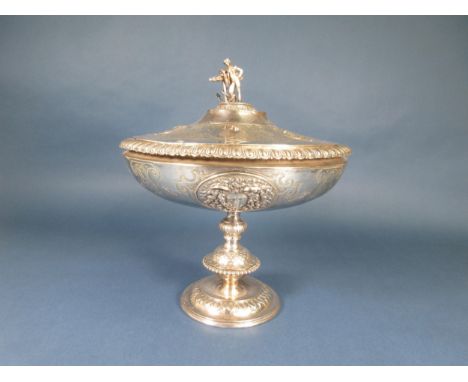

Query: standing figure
209;58;244;103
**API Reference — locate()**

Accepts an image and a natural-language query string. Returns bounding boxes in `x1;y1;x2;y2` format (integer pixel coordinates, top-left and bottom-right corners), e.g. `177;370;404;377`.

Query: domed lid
120;59;351;161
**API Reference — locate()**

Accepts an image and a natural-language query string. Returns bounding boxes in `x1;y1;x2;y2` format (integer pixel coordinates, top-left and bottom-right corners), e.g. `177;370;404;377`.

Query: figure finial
209;58;244;103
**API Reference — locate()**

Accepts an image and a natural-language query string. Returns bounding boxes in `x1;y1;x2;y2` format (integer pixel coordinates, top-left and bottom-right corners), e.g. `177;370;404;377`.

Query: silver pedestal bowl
120;60;351;328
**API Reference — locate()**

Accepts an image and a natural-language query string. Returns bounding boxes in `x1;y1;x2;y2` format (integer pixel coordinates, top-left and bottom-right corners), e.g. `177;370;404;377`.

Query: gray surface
1;16;468;365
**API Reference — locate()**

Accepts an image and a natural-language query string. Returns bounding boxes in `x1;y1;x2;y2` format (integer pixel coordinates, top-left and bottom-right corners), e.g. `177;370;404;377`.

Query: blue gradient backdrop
1;16;468;365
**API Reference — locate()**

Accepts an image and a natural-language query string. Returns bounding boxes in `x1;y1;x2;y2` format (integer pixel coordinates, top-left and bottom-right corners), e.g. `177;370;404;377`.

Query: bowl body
124;151;347;212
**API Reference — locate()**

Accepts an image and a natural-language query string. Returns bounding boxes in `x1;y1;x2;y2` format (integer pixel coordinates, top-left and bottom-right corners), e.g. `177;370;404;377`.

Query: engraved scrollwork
196;173;276;212
128;160;176;199
313;167;343;197
175;168;210;200
129;161;161;190
271;173;302;203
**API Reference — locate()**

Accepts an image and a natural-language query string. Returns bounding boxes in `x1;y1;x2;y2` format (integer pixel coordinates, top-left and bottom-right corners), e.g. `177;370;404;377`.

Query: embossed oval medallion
196;173;276;212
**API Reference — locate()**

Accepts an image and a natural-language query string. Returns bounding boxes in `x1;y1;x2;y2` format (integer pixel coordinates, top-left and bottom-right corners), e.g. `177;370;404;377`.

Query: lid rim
120;138;351;161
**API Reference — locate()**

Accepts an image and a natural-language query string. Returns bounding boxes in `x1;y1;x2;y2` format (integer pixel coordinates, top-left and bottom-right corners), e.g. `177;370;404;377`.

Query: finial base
180;275;280;328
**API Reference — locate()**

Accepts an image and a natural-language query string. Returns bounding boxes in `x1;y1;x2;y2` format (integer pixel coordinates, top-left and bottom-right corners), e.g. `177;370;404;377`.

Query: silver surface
124;153;346;212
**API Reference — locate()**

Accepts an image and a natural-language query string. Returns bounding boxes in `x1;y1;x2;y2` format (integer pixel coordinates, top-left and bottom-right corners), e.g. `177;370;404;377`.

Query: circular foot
180;275;280;328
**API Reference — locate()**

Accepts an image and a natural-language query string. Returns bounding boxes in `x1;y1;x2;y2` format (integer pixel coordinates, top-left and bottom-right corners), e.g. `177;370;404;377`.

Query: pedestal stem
180;211;280;328
217;212;245;299
220;274;240;299
221;212;245;252
216;212;252;299
202;212;260;294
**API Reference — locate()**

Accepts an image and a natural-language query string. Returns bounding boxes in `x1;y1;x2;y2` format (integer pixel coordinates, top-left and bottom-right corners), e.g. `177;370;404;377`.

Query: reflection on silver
120;60;351;328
